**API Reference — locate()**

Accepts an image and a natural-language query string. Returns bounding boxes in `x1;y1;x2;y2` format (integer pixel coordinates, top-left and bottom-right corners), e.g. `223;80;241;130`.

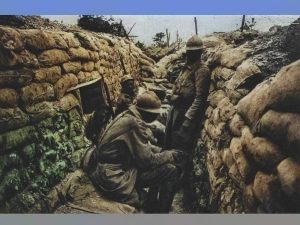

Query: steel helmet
136;91;161;114
186;35;203;51
121;74;134;84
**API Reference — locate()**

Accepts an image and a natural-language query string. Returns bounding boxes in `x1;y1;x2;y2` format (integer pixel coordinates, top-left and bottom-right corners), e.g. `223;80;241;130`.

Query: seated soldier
84;91;186;213
115;74;138;115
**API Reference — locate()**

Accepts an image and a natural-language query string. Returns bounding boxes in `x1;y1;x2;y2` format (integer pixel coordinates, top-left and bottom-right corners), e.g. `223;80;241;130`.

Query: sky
43;15;299;45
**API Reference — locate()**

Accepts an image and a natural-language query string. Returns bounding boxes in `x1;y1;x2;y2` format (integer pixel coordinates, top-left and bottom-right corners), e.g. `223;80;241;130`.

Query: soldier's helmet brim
186;46;203;51
136;106;161;114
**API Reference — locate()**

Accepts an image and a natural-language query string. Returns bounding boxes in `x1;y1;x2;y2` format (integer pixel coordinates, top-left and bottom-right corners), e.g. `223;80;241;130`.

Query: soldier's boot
143;186;160;213
158;178;179;213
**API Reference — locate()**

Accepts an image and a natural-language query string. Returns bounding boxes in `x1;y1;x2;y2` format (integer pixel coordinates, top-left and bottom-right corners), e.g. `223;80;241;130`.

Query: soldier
164;35;211;171
115;74;138;115
84;91;187;213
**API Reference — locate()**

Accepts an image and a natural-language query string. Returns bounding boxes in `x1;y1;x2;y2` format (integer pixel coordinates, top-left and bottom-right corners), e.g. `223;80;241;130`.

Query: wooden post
166;28;170;47
194;17;198;35
241;15;246;32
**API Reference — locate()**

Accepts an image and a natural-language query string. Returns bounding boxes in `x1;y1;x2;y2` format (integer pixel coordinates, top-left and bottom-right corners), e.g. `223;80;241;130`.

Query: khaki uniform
165;61;211;151
86;105;177;208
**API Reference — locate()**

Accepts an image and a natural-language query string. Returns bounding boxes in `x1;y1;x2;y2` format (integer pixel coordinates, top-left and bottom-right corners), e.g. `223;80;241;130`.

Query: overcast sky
44;15;299;45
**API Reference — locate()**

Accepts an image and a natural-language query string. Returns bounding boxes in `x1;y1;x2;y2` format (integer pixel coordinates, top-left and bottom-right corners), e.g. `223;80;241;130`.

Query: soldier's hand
181;117;192;130
169;149;188;168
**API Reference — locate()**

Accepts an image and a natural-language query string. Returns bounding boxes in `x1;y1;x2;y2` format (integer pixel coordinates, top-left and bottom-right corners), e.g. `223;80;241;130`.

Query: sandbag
0;88;19;108
243;184;258;212
243;134;285;168
68;47;91;60
62;61;82;74
277;158;300;197
54;74;78;99
20;82;55;105
0;107;30;133
34;66;61;84
211;66;234;81
228;163;244;187
256;110;300;152
229;138;252;183
0;126;36;153
252;171;284;213
82;61;95;72
38;49;70;66
217;97;236;122
229;113;245;137
226;59;261;90
0;26;23;50
22;30;57;50
55;94;80;112
238;60;300;127
25;101;57;123
208;90;226;108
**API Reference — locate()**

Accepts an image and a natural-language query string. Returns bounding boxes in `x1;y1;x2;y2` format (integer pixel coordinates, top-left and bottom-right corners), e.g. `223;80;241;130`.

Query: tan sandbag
0;107;30;133
217;97;236;122
208;90;226;108
243;184;258;212
54;74;78;99
241;126;253;147
230;138;252;183
34;66;61;84
238;60;300;127
21;29;56;50
82;61;95;72
0;26;23;50
219;44;253;69
62;61;82;74
20;82;55;105
205;106;213;118
38;49;70;66
226;88;245;105
228;163;244;187
277;158;300;197
211;66;235;81
60;32;81;48
68;47;91;60
0;48;19;67
227;59;261;90
243;134;284;168
256;110;300;152
89;51;100;62
48;32;68;49
25;101;57;123
18;49;38;67
229;113;245;137
0;126;36;153
222;148;235;169
75;32;98;51
0;88;19;108
252;171;283;212
55;94;80;112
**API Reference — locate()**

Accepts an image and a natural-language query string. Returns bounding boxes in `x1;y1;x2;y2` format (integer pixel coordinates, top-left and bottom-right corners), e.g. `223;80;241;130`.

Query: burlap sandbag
222;148;235;169
211;66;234;81
68;47;91;60
277;158;300;197
62;61;82;74
217;97;236;122
25;101;57;123
0;88;19;108
34;66;61;84
54;74;78;99
228;163;244;188
208;90;226;108
244;135;284;168
229;113;245;137
237;60;300;127
256;110;300;152
0;126;36;153
243;184;258;213
55;94;80;112
38;49;70;67
252;171;284;213
229;138;252;183
20;82;55;105
0;107;29;133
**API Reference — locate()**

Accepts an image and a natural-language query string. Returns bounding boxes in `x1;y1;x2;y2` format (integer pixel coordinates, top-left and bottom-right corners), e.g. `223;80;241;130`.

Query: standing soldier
115;74;138;115
84;91;187;213
164;35;211;173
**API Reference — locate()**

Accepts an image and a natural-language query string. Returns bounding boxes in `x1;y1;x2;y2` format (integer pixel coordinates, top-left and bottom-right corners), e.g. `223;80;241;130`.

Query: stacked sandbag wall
191;21;300;213
0;26;151;212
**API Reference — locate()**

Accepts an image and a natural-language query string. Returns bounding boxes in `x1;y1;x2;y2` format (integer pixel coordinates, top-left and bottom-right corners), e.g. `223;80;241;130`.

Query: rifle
99;74;115;119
